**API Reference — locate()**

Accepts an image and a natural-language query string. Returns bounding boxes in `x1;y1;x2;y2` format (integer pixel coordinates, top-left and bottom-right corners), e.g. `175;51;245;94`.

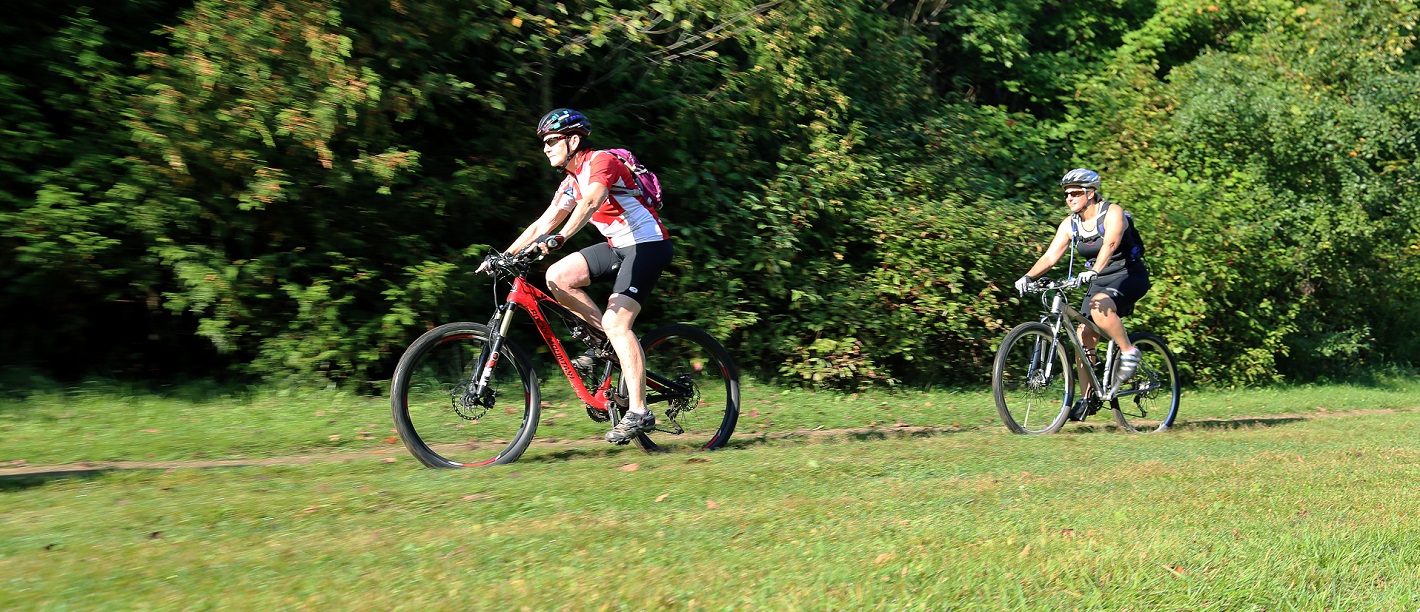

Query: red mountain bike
390;242;740;468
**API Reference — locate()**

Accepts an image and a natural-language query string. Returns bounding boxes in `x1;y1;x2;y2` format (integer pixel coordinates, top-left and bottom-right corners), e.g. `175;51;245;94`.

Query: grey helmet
1059;168;1101;190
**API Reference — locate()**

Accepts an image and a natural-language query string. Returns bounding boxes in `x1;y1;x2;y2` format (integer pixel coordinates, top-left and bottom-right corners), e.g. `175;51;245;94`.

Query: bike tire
390;322;541;468
1110;331;1180;433
992;322;1073;434
619;323;740;452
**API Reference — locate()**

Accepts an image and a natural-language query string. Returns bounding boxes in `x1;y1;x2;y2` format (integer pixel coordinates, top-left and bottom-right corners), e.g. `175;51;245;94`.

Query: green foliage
2;0;1418;388
1086;0;1420;382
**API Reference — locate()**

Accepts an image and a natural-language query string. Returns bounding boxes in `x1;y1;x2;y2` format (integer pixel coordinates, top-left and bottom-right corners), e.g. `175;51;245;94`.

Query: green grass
2;377;1419;607
3;374;1418;465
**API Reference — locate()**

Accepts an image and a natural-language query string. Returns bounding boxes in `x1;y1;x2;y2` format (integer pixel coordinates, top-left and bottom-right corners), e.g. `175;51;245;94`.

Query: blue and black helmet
1059;168;1101;190
536;108;592;138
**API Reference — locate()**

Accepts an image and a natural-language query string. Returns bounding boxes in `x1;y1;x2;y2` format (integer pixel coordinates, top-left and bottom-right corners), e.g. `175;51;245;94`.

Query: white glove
1077;270;1098;286
1014;275;1034;295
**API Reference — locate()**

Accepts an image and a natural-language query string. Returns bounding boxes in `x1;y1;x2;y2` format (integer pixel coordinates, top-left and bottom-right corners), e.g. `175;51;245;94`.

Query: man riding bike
478;108;675;444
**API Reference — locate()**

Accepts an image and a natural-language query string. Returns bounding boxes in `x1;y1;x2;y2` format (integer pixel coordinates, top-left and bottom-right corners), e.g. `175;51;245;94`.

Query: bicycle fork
466;305;518;404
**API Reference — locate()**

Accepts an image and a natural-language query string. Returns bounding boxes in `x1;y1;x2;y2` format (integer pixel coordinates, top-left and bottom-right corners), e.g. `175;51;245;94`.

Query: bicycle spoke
993;323;1072;434
1111;332;1180;433
625;324;739;452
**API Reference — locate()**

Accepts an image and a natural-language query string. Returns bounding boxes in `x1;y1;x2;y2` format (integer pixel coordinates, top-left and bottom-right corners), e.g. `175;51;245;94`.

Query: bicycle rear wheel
1111;331;1180;433
992;322;1073;434
390;322;541;467
621;324;740;452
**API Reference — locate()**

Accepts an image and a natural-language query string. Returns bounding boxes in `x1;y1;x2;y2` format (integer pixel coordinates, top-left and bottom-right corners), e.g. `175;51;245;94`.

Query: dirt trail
2;408;1410;478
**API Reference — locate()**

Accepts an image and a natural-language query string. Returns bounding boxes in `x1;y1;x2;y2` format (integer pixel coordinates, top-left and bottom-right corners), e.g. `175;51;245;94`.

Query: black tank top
1071;200;1142;275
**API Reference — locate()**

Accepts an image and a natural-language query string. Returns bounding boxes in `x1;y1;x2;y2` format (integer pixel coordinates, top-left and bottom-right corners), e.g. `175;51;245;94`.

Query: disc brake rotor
451;382;492;421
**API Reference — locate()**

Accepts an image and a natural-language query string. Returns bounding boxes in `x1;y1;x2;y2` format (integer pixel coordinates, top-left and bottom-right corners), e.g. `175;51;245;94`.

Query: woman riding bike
1012;168;1150;420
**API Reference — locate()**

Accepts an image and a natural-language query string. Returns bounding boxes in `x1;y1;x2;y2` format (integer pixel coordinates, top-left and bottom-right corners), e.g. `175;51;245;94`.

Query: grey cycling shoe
1116;347;1142;383
606;410;656;445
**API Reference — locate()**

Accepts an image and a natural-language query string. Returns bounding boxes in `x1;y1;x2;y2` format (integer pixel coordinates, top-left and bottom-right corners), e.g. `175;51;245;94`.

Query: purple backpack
604;149;664;210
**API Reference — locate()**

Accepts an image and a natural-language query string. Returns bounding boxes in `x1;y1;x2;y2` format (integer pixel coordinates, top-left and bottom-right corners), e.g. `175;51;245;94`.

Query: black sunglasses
542;135;570;147
1064;189;1089;198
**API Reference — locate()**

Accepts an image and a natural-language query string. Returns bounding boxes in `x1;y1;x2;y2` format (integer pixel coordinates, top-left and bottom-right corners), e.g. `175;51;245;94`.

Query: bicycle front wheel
390;322;541;468
621;324;740;452
1111;331;1180;433
992;322;1073;434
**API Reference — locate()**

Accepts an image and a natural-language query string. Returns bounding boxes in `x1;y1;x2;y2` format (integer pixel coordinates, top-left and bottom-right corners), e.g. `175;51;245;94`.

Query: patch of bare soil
1;408;1411;477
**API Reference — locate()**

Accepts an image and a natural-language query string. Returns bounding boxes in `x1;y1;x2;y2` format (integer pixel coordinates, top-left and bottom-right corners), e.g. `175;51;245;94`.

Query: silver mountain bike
991;275;1181;434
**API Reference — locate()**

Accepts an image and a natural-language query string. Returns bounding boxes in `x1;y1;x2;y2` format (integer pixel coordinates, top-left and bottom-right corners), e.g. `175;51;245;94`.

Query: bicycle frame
1030;280;1160;403
481;275;617;412
467;258;696;419
1039;289;1118;401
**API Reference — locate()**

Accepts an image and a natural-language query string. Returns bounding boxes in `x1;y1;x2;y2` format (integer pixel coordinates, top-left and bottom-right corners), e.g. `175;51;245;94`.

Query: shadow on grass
1172;416;1308;430
518;443;651;464
1054;415;1310;436
518;426;972;463
726;425;969;449
0;469;106;491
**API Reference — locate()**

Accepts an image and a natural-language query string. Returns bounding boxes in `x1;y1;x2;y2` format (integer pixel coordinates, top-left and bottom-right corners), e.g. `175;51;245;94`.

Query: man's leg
602;294;645;411
546;253;604;329
596;240;671;444
604;293;654;444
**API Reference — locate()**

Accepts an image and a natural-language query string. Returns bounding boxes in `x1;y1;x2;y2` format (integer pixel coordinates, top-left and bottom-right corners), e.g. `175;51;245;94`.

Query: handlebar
480;250;537;277
1022;275;1085;294
480;234;566;278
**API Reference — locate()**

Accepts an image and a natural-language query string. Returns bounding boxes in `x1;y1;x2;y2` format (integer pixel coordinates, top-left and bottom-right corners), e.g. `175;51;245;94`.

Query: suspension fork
467;303;519;401
1033;293;1070;381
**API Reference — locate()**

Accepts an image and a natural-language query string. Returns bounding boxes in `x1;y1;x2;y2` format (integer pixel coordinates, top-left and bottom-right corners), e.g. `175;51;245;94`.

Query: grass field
3;375;1419;608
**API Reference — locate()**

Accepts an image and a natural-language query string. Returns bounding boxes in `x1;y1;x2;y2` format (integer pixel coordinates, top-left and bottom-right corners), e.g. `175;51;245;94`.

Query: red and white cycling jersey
551;150;669;248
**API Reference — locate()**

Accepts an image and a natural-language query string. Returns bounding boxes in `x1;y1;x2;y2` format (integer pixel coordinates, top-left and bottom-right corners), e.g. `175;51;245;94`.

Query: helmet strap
553;138;576;171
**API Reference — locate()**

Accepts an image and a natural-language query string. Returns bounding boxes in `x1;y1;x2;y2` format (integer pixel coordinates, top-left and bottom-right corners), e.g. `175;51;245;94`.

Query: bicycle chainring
583;402;611;422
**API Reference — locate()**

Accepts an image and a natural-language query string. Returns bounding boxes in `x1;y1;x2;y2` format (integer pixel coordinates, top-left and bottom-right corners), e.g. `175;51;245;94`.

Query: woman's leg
1087;292;1142;382
1086;293;1135;352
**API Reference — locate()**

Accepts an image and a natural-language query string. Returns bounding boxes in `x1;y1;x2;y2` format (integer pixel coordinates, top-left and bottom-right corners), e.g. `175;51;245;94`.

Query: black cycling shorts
1081;262;1151;319
577;239;674;306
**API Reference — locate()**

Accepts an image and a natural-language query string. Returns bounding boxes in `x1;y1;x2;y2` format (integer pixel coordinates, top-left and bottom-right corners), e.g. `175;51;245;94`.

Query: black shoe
571;347;600;376
606;410;656;445
1068;398;1098;422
